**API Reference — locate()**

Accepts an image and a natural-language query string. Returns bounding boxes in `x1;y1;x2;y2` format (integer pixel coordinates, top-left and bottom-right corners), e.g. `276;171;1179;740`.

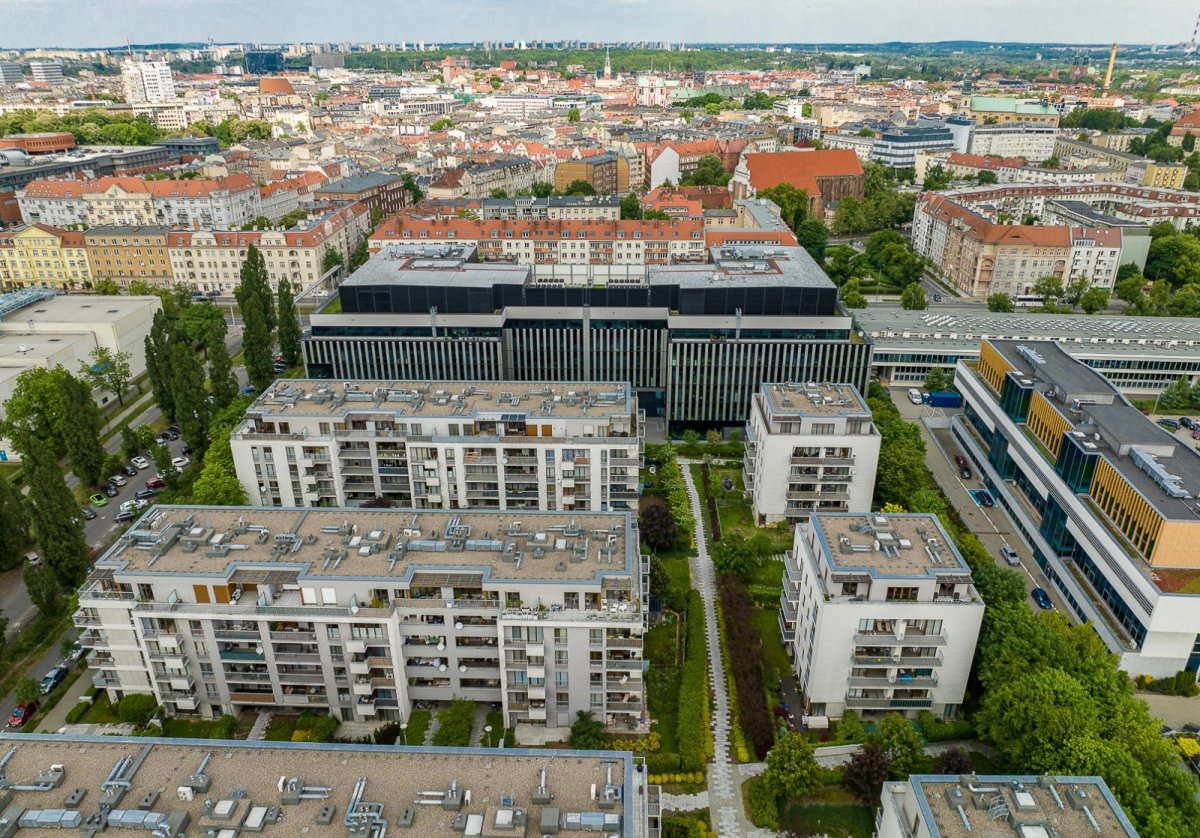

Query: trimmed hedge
65;698;93;724
647;752;682;774
746;776;780;829
917;710;973;743
677;591;709;771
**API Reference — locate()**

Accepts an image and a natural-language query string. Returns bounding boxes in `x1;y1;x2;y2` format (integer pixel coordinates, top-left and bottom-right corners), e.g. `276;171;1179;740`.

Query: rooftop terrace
760;382;869;417
812;513;971;579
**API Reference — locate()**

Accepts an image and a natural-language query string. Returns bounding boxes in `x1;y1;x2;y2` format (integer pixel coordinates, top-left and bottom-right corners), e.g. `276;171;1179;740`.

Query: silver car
1000;543;1020;566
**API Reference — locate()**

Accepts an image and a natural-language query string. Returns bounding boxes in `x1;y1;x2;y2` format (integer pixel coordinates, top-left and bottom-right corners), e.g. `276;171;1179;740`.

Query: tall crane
1103;42;1118;93
1188;10;1200;54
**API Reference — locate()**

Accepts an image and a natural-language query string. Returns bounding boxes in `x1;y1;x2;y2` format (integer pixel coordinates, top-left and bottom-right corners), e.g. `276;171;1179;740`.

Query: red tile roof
743;150;864;190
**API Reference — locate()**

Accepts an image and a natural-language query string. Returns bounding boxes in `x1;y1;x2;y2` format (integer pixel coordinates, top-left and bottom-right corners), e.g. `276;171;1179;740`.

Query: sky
0;0;1195;49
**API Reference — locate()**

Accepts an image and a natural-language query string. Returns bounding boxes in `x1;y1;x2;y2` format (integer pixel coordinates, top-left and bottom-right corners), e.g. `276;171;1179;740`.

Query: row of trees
0;108;161;146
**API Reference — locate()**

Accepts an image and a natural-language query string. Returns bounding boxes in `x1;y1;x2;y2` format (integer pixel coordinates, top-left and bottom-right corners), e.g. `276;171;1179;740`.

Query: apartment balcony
77;582;135;604
164;693;198;711
787;490;850;501
606;657;644;672
73;610;101;628
224;671;272;683
229;691;276;704
219;648;264;662
270;630;318;643
852;654;943;667
844;696;934;710
277;671;326;685
848;675;938;689
778;610;795;644
779;593;798;622
281;691;328;706
606;700;642;713
273;650;322;664
212;628;262;642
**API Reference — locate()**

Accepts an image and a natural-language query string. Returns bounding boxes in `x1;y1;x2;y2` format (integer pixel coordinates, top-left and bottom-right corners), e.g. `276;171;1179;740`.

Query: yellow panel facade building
0;224;92;290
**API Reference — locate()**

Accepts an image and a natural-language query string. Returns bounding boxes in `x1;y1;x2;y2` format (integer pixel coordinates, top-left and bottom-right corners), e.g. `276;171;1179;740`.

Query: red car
145;477;165;489
7;701;37;728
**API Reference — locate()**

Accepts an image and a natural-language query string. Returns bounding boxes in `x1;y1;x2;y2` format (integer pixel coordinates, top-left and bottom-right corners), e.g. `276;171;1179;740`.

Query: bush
65;698;93;724
918;710;973;742
677;591;709;771
648;752;682;774
746;776;780;829
835;710;867;744
432;699;475;747
1141;671;1200;697
117;694;159;727
291;713;337;743
718;575;773;759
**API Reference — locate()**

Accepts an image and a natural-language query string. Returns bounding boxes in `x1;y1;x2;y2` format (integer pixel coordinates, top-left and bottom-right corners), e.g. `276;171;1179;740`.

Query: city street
890;389;1072;616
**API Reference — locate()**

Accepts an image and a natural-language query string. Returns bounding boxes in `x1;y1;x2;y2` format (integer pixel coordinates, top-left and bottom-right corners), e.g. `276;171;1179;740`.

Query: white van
907;388;923;405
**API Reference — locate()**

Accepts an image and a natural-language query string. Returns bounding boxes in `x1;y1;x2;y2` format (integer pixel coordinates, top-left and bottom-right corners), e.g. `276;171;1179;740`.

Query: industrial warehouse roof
0;734;641;838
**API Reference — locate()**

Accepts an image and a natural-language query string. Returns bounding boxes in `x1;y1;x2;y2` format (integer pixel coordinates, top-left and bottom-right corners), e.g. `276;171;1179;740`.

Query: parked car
181;443;193;456
7;702;37;728
165;425;180;437
954;454;972;480
1000;544;1020;566
171;456;191;469
907;388;923;405
120;464;138;477
66;643;84;662
39;666;68;695
1158;418;1180;431
119;498;147;513
131;456;151;470
106;474;127;487
80;506;96;520
1031;587;1053;609
145;476;165;490
103;483;120;497
25;551;40;566
1181;417;1195;430
114;510;135;523
89;493;109;507
134;487;160;501
978;492;994;507
242;386;257;396
1192;429;1200;441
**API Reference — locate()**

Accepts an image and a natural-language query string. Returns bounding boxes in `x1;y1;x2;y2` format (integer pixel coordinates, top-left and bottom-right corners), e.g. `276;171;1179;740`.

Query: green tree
568;711;607;749
209;329;238;411
350;237;370;270
977;170;999;184
900;283;928;310
987;292;1015;312
23;562;62;616
712;532;761;582
757;182;808;231
144;310;178;420
680;153;729;186
488;188;508;199
924;367;952;393
878;713;928;779
1159;376;1194;410
150;443;178;489
832;196;870;235
169;343;211;458
619;192;642;220
236;246;275;391
762;731;820;800
639;497;678;552
840;278;868;309
276;276;302;367
794;219;828;263
321;245;345;276
561;179;596;196
94;277;121;295
79;345;133;406
566;107;581;123
531;181;554;198
0;476;30;572
15;678;40;707
680;108;694;123
60;374;105;487
842;741;890;805
192;467;248;505
1;367;72;457
179;301;227;358
24;438;90;591
119;424;141;461
401;172;424;203
1031;275;1065;308
922;164;952;190
430;117;454;132
245;215;272;230
1078;287;1110;315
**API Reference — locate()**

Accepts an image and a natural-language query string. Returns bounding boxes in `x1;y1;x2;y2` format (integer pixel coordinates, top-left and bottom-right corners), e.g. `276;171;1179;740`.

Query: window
886;587;919;602
811;423;835;436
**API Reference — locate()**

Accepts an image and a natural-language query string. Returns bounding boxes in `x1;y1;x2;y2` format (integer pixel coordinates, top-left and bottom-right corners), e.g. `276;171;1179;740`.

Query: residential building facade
780;512;984;719
553;154;630;195
231;380;643;510
77;505;648;736
84;226;174;287
743;383;880;525
0;224;91;289
956;339;1200;678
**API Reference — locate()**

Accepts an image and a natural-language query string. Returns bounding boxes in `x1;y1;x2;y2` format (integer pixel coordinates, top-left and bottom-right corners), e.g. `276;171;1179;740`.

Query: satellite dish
648;465;657;475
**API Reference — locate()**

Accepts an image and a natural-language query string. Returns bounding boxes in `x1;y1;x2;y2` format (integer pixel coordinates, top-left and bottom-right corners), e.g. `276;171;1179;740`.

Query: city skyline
0;0;1196;50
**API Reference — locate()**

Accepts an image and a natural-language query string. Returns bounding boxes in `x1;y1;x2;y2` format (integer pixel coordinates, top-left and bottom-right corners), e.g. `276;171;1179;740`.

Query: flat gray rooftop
649;245;835;290
0;734;637;838
99;506;636;583
812;513;972;579
992;339;1200;521
244;380;637;420
760;382;869;417
906;774;1136;838
2;294;160;325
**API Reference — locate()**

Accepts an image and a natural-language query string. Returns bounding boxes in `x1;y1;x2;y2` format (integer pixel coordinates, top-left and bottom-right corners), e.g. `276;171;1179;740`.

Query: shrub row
698;462;722;542
677;591;709;772
1135;671;1200;697
65;698;93;724
432;698;475;747
917;710;974;742
647;752;682;774
662;812;717;838
718;575;774;759
714;593;751;763
608;731;661;752
746;776;780;829
648;771;705;785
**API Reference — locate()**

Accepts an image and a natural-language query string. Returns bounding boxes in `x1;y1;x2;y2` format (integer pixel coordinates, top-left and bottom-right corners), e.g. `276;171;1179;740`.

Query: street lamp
484;724;493;748
400;722;408;746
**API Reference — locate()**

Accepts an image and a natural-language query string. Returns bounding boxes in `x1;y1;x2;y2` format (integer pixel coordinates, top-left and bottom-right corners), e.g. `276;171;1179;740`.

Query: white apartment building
76;506;648;737
121;60;176;104
743;383;880;525
780;512;984;720
232;380;644;511
945;118;1057;161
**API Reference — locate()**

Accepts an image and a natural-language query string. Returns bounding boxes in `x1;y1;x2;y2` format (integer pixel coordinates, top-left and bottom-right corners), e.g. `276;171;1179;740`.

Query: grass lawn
781;786;875;838
403;709;431;746
968;750;1002;774
705;467;793;554
752;606;791;694
264;715;299;741
645;616;682;754
161;716;235;739
77;692;122;725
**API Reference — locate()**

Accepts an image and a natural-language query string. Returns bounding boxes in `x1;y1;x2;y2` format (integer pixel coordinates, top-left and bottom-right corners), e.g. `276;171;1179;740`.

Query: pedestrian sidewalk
36;670;93;733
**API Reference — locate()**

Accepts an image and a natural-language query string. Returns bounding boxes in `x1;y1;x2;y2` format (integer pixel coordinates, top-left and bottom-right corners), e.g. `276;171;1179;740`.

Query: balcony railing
844;696;933;709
